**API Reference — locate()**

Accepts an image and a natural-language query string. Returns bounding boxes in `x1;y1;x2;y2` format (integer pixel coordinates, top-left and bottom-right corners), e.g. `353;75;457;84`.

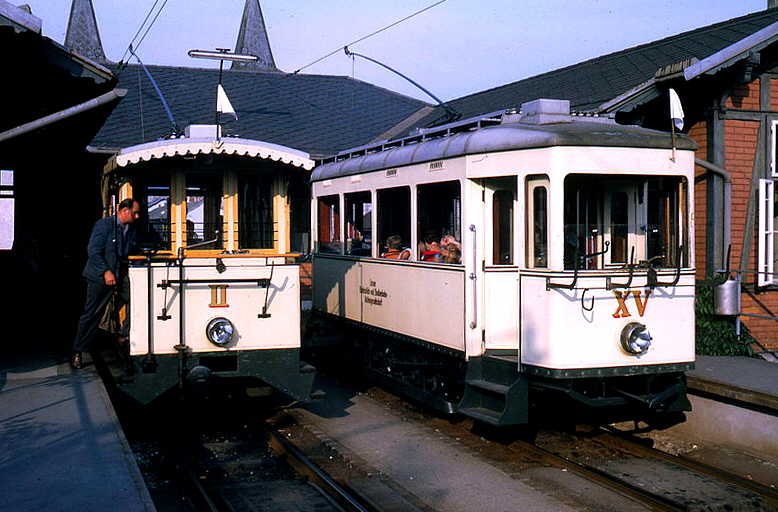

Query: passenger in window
419;231;441;262
441;234;461;252
347;236;370;256
382;235;411;259
440;243;461;264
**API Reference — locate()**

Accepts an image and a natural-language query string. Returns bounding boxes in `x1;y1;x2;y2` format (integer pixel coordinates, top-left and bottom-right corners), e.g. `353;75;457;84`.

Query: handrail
469;225;477;329
546;242;609;290
607;246;636;290
647;246;684;289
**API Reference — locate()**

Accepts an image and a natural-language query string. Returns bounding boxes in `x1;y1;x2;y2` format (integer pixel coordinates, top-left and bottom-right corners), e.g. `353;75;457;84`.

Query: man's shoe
70;352;83;369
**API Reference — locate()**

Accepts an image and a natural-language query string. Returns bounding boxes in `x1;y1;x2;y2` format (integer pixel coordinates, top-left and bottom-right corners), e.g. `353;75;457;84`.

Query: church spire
64;0;107;63
231;0;279;72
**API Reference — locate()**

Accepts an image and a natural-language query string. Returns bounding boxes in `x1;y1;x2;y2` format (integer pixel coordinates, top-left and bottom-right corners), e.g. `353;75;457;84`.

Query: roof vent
184;125;222;140
505;98;572;125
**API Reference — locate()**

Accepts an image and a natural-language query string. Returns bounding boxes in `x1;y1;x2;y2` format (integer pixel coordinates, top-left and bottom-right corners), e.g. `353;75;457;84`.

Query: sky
19;0;772;103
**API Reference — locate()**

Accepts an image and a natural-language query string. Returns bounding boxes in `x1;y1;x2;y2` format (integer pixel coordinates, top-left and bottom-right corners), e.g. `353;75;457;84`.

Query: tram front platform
0;336;155;512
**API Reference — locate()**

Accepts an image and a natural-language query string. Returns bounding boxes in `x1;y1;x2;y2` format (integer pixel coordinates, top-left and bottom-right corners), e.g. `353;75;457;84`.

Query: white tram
102;125;320;405
310;99;696;427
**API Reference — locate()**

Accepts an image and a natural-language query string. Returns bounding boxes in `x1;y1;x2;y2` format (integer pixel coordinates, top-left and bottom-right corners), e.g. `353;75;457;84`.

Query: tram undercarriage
312;314;690;429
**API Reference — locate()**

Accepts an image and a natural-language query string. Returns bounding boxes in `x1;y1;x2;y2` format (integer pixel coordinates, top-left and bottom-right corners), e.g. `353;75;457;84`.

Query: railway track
170;420;368;512
297;383;778;512
119;393;375;512
527;425;778;511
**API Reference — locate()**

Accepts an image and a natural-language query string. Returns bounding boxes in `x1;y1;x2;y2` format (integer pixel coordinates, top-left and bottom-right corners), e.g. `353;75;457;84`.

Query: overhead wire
289;0;449;75
117;0;171;71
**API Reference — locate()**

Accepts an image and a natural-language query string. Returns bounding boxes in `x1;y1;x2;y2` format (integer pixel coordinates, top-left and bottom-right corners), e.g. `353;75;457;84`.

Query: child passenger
420;231;440;262
383;235;411;259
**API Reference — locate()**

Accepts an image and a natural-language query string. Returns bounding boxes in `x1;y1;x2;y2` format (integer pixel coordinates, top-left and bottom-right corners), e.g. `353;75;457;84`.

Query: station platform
687;355;778;412
0;338;155;512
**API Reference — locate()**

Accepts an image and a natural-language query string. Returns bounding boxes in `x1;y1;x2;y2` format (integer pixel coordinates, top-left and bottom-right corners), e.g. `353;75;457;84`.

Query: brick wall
723;79;778;349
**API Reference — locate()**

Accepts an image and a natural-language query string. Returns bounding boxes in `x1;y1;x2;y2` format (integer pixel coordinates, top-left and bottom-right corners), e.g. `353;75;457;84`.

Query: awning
105;136;315;172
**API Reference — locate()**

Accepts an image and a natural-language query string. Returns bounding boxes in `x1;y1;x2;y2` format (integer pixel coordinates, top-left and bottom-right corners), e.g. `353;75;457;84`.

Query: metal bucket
714;278;741;316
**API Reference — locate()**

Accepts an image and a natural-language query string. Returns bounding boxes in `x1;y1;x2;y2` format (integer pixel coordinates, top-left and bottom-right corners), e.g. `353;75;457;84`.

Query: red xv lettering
612;290;651;318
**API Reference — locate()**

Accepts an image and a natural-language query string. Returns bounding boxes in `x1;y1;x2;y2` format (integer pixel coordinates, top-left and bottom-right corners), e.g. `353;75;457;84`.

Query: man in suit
71;198;141;369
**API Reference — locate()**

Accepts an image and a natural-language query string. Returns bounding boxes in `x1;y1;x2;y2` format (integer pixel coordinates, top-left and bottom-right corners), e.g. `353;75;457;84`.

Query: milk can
714;277;741;316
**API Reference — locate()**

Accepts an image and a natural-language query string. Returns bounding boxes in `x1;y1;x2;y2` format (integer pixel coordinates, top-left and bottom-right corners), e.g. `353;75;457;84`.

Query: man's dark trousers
72;277;130;353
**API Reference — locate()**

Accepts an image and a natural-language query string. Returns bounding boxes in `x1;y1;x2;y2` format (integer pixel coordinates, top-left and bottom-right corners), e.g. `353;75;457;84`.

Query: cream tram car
311;99;695;426
102;125;319;405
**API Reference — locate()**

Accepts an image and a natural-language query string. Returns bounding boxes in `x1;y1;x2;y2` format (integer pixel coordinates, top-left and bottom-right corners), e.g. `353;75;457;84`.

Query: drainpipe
0;88;127;143
694;157;732;272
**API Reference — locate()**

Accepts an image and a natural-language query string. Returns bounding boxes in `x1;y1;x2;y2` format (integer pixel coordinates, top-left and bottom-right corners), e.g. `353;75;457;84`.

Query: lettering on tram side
209;284;230;307
359;279;388;306
612;290;651;318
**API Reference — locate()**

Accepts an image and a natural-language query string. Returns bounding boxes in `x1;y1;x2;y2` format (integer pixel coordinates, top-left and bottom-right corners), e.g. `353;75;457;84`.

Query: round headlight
620;322;651;355
206;317;234;346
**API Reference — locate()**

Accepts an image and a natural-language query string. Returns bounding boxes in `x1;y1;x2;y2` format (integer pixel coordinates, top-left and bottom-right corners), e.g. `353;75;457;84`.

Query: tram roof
312;100;696;181
104;128;314;172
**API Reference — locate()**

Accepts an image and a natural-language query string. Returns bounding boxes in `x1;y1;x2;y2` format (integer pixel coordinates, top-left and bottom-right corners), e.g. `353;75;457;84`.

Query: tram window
238;174;273;249
316;195;341;253
526;177;548;268
563;175;687;270
611;192;629;264
345;192;372;256
132;176;171;249
377;187;411;258
646;177;688;267
186;174;223;249
494;190;515;265
417;181;461;263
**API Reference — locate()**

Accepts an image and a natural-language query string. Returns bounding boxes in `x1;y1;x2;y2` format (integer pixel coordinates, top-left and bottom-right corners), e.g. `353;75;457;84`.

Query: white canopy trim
106;137;314;171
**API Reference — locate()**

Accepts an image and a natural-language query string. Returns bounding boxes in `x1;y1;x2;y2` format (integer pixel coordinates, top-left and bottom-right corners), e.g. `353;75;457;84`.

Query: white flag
669;88;684;131
217;84;237;120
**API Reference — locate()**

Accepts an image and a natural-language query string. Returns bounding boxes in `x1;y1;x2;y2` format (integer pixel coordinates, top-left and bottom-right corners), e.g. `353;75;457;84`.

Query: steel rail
263;423;371;512
599;427;778;506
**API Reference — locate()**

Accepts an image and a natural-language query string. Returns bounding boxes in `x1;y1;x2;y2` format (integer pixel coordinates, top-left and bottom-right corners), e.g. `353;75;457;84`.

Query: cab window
238;173;274;249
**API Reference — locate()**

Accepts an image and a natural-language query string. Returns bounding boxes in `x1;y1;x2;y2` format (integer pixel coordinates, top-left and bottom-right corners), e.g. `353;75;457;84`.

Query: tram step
458;406;502;424
458;355;529;427
464;379;510;395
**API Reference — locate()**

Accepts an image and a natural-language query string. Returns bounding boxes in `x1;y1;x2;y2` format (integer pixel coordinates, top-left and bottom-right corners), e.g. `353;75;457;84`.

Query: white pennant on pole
668;88;684;161
217;84;237;120
669;88;684;131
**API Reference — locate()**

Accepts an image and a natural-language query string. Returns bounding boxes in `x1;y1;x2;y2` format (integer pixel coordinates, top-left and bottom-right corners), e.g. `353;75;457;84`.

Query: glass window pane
132;175;171;249
186;174;223;249
346;191;372;256
238;174;274;249
494;189;514;265
417;181;461;263
378;187;411;258
317;195;340;253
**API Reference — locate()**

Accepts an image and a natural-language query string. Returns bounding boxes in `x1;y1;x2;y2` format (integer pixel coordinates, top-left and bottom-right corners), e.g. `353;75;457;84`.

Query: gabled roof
411;8;778;128
0;0;119;166
90;64;429;159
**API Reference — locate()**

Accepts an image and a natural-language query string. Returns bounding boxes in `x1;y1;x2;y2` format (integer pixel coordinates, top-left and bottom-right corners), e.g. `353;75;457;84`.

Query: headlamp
620;322;651;355
206;317;234;346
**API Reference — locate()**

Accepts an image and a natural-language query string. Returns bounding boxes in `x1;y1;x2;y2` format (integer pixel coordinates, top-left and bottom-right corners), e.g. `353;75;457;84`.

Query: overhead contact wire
289;0;448;75
117;0;171;72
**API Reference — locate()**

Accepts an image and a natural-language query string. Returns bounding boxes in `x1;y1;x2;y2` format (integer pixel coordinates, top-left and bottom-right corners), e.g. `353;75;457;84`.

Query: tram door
483;177;519;353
